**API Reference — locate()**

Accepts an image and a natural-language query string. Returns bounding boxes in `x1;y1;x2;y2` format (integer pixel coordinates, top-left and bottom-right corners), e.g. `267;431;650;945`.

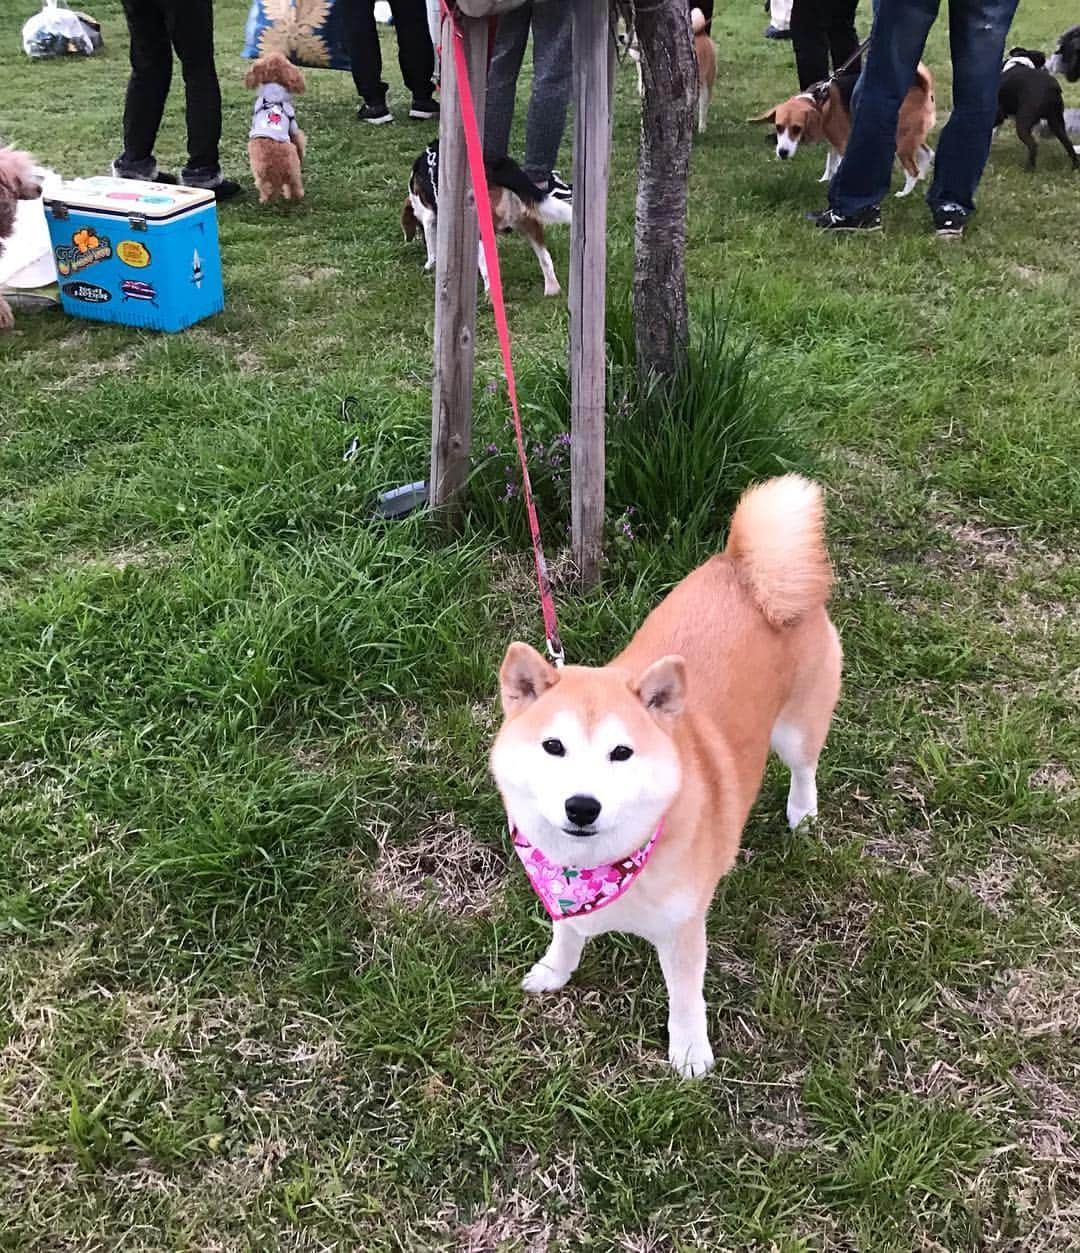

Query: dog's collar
509;819;663;920
1002;55;1036;72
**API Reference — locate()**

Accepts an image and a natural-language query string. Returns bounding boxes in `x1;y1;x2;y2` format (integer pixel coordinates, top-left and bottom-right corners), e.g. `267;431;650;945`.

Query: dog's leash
437;0;565;667
809;35;871;104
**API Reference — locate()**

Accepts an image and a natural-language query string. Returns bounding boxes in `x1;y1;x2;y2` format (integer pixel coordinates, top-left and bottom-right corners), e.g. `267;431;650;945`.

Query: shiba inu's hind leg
522;922;587;993
771;619;842;829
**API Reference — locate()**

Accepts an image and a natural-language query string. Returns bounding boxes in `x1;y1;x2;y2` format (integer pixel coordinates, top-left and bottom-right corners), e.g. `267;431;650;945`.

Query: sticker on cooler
117;240;151;267
120;278;157;303
104;191;176;206
55;228;112;276
62;281;111;303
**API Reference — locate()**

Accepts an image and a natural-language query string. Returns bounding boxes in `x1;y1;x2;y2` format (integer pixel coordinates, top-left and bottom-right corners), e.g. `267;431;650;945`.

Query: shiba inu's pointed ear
633;655;686;723
747;107;777;123
499;642;559;717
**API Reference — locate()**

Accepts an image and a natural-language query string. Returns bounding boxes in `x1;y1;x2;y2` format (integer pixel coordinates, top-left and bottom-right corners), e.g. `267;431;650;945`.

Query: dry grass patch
364;813;509;917
1029;764;1078;802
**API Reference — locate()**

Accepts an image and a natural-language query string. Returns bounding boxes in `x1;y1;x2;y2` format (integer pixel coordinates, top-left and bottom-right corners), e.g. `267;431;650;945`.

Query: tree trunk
633;0;696;387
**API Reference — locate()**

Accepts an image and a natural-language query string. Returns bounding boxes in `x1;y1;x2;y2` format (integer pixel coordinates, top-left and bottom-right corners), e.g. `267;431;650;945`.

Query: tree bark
633;0;696;387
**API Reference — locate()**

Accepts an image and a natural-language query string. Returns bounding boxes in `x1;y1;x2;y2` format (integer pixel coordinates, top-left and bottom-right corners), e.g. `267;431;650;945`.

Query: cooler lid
44;176;216;221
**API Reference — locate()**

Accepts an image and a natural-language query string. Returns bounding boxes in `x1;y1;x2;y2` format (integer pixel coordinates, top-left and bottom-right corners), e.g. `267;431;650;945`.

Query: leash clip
546;638;565;669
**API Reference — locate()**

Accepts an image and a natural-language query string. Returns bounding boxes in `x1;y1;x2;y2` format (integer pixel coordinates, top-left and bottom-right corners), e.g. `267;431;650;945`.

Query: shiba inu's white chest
561;878;700;943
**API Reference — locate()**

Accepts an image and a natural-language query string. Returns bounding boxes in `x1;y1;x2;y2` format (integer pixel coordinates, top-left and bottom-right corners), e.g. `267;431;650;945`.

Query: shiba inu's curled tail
725;474;833;626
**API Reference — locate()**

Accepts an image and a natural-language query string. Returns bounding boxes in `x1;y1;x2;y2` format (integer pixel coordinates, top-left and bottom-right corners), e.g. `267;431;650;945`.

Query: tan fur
491;475;842;1077
725;473;832;626
695;32;716;134
245;53;307;205
0;148;43;331
400;195;418;241
751;64;936;189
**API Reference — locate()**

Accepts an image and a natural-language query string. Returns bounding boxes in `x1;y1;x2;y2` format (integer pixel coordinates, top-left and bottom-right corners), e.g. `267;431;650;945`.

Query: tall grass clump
465;299;812;561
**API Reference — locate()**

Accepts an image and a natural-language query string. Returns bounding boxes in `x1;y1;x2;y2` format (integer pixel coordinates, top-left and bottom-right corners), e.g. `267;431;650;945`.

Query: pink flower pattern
510;822;663;920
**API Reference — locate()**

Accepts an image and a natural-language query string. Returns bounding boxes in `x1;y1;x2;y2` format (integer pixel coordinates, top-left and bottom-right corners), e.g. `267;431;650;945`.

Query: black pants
119;0;221;175
790;0;860;90
343;0;434;104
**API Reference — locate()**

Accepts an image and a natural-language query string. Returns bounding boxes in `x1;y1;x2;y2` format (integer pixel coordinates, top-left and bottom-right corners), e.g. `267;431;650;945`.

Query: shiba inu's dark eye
542;738;565;757
610;745;634;762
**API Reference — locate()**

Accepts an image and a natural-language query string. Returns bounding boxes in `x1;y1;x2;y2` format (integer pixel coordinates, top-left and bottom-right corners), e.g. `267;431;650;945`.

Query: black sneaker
808;204;882;232
765;24;793;38
209;178;242;202
409;97;440;119
931;204;968;238
111;158;178;185
547;171;573;204
181;172;242;201
358;101;393;124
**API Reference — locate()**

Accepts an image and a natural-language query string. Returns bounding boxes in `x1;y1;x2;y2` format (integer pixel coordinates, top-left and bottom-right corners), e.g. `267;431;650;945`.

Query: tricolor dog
400;140;572;297
491;476;842;1078
751;63;936;194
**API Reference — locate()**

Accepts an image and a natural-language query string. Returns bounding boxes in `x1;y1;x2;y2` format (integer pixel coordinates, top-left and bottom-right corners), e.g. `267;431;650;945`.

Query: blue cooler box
43;177;224;332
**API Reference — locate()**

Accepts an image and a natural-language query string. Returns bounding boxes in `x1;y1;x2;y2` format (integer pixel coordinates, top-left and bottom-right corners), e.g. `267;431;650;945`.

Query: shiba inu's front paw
521;962;571;994
668;1031;714;1079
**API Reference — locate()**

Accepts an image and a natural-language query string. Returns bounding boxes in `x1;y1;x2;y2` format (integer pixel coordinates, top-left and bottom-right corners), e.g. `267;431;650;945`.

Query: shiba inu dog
491;475;842;1077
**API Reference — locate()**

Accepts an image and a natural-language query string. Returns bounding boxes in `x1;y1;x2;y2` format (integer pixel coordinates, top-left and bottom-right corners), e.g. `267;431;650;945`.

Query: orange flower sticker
74;228;99;253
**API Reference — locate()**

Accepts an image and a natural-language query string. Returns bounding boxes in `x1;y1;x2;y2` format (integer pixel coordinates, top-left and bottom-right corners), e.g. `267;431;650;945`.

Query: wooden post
569;0;611;588
430;13;489;526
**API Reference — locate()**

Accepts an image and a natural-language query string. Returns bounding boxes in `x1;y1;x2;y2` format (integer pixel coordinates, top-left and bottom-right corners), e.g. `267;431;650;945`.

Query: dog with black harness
400;140;572;298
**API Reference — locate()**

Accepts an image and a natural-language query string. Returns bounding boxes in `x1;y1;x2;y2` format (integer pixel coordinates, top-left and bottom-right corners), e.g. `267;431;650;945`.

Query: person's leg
927;0;1020;213
115;0;172;177
770;0;793;34
160;0;222;180
483;3;533;163
343;0;388;105
827;0;939;216
790;0;830;89
826;0;860;75
387;0;436;105
522;0;572;187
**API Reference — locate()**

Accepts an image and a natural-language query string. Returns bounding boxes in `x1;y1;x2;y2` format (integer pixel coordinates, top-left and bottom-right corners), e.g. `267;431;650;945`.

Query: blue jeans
830;0;1019;216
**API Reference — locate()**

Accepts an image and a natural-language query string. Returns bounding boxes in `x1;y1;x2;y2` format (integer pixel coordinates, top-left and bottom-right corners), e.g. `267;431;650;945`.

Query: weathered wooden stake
430;13;489;527
569;0;611;588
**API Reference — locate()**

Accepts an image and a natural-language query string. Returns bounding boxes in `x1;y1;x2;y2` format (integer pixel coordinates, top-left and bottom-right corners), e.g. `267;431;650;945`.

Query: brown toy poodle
245;53;307;204
0;148;43;331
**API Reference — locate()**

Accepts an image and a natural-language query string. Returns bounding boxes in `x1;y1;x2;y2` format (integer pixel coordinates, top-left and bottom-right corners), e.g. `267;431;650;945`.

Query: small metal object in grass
376;481;429;518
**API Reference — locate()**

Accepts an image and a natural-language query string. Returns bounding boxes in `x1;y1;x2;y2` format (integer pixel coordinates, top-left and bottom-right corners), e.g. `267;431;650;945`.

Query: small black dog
1048;26;1080;81
996;47;1079;170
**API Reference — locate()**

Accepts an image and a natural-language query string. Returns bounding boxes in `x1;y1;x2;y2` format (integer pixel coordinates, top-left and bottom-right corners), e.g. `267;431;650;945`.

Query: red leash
438;0;565;667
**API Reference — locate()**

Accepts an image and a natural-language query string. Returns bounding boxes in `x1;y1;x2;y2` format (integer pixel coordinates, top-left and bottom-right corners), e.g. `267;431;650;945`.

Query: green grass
2;0;1079;1247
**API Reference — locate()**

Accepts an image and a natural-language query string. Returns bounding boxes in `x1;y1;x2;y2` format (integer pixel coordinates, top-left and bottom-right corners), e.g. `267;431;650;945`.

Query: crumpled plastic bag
22;1;101;59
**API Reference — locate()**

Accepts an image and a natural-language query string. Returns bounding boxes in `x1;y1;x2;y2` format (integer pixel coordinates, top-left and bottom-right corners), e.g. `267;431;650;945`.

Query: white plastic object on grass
373;1;393;23
22;0;96;57
0;167;61;290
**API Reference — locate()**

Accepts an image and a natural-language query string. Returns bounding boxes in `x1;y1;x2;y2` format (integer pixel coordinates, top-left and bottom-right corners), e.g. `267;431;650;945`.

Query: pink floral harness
510;821;663;920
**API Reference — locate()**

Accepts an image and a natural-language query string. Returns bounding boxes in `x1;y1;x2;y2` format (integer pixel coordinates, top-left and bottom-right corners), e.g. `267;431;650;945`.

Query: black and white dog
996;48;1079;170
1048;25;1080;80
400;141;572;297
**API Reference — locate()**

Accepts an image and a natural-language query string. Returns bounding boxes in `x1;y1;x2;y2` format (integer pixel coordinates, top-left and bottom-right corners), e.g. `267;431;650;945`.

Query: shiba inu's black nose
565;794;602;828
